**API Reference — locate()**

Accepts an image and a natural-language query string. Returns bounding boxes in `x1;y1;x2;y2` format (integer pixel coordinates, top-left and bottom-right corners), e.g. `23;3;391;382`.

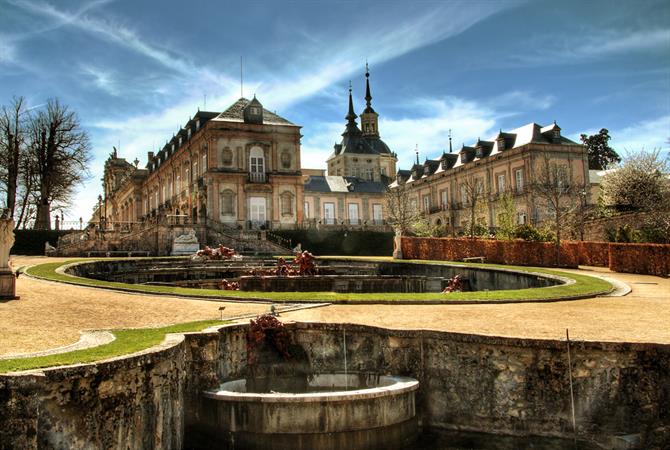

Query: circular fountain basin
199;373;419;450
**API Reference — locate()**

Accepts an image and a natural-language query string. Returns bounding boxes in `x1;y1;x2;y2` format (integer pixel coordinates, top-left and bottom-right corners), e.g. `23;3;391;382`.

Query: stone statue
392;228;403;259
0;218;17;299
0;218;15;269
174;228;198;244
172;228;200;256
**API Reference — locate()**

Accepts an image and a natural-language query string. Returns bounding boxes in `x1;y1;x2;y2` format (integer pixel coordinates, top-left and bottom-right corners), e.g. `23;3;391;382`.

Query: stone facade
2;323;668;449
393;122;590;233
95;98;303;232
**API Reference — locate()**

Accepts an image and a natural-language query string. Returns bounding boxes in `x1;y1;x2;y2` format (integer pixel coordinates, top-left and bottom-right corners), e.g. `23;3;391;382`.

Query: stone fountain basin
200;373;419;450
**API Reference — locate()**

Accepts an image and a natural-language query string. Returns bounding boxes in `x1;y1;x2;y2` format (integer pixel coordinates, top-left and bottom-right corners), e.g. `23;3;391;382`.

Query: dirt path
0;256;269;356
2;257;669;357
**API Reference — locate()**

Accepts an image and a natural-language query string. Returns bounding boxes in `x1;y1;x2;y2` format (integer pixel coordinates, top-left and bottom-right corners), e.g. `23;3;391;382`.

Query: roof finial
448;129;452;153
415;144;419;165
364;62;372;110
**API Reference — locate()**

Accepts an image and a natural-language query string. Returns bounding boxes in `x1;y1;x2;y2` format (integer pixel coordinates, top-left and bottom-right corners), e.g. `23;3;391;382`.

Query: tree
28;99;91;229
495;192;516;240
600;149;670;212
0;97;28;219
600;149;670;243
531;154;585;264
580;128;621;170
385;183;422;235
459;175;487;238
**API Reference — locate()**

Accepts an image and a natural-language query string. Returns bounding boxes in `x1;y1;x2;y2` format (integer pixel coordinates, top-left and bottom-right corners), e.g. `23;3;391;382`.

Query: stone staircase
206;220;292;255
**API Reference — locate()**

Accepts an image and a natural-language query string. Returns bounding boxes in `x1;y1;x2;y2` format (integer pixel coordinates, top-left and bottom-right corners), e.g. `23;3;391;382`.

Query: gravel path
2;257;668;357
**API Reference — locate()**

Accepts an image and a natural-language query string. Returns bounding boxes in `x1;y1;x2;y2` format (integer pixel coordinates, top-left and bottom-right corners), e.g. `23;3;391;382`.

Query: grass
0;319;228;374
25;257;613;303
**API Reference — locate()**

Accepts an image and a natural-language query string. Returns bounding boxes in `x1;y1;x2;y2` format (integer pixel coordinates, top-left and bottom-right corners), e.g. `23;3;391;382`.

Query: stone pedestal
0;269;18;300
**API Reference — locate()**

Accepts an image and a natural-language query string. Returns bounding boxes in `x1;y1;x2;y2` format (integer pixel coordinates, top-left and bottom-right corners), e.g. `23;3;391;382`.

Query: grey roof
214;98;295;126
304;176;388;194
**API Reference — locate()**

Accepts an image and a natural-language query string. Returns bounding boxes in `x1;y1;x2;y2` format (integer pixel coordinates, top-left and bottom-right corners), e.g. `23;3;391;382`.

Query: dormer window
171;144;175;152
187;129;191;139
179;137;182;146
196;121;200;131
250;107;260;115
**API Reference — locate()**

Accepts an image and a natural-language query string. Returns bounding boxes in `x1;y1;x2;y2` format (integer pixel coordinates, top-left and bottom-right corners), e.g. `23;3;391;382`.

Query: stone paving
1;256;669;358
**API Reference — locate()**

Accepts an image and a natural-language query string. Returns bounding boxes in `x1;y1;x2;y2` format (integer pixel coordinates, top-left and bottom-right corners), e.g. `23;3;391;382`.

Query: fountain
194;316;419;450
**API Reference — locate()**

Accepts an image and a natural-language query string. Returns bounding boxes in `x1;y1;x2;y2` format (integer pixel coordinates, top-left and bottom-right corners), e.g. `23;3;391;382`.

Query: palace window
304;201;310;219
220;190;235;216
440;188;449;208
423;195;430;213
497;174;506;193
515;169;524;192
280;192;294;215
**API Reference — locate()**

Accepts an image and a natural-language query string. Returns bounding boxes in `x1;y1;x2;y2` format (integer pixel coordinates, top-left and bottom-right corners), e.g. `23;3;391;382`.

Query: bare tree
531;154;584;264
459;175;487;238
29;99;91;229
0;97;28;219
385;183;422;235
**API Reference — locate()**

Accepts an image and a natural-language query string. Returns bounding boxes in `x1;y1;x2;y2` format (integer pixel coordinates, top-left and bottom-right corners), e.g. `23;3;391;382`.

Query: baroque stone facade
96;97;303;232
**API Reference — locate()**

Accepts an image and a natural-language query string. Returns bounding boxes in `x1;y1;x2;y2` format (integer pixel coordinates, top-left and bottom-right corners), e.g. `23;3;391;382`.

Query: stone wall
0;336;187;450
1;323;668;449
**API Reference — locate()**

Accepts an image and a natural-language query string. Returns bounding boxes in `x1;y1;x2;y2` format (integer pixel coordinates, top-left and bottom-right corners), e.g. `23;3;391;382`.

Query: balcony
248;172;267;183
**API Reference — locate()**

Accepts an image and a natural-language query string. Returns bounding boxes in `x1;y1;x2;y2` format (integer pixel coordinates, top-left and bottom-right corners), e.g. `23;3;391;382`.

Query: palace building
95;69;395;240
85;66;590;255
392;122;590;233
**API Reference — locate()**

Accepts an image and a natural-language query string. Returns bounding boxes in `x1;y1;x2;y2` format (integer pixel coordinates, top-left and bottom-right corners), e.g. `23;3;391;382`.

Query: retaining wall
1;324;668;449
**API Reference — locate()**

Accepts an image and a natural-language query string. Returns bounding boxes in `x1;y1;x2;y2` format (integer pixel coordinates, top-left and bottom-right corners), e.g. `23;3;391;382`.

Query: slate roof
304;176;388;194
396;122;581;183
213;98;295;126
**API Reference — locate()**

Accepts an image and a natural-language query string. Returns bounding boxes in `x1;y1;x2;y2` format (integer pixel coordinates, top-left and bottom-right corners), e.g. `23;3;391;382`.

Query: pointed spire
346;81;357;124
448;129;452;153
415;144;419;165
365;62;372;107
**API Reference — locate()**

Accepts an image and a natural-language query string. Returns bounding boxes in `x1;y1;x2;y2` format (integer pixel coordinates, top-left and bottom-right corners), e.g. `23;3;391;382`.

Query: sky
1;0;669;223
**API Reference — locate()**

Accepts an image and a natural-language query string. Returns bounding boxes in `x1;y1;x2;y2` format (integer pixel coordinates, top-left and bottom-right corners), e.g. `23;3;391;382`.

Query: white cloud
570;115;670;156
514;28;670;65
609;115;670;154
0;36;17;64
80;64;119;96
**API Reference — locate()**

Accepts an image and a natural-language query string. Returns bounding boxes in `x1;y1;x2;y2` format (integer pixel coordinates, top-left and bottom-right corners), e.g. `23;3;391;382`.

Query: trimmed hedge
609;243;670;277
402;237;670;276
568;241;610;267
10;230;72;256
273;229;393;256
401;237;580;268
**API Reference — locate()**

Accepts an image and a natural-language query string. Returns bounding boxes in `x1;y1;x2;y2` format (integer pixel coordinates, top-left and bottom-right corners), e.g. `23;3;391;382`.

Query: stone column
0;218;18;299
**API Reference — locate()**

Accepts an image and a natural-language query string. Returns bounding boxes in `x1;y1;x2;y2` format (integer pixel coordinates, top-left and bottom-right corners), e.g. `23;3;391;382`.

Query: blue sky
1;0;669;222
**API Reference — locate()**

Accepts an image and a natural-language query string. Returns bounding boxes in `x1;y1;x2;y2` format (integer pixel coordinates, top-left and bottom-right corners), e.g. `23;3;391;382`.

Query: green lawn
0;320;228;374
25;257;613;303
